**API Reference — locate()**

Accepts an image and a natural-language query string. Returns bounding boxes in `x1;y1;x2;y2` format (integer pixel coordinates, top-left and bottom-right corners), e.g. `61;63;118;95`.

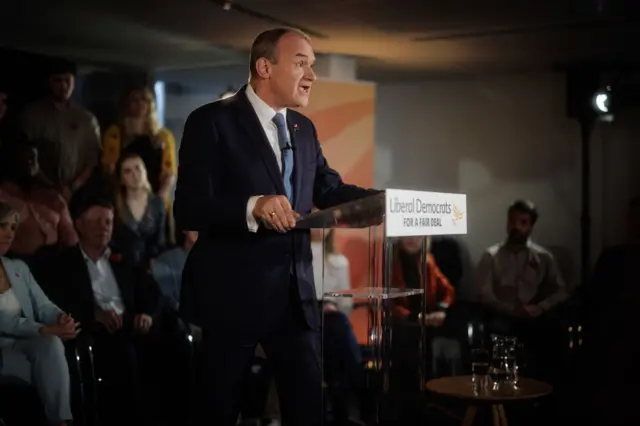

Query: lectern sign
385;189;467;237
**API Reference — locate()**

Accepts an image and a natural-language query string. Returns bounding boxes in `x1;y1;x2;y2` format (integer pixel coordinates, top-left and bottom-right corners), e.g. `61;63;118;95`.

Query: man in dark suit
174;27;377;425
48;197;159;425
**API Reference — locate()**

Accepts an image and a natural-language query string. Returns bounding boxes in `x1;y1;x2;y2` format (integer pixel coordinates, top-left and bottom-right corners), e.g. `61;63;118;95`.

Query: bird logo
452;204;464;226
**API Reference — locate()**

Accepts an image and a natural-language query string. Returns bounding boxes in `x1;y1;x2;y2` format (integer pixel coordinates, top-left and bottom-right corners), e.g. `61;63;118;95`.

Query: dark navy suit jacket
174;86;375;340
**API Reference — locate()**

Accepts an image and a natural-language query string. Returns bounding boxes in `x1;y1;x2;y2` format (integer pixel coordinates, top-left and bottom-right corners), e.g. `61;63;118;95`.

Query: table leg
497;404;508;426
461;405;478;426
491;405;500;426
491;404;508;426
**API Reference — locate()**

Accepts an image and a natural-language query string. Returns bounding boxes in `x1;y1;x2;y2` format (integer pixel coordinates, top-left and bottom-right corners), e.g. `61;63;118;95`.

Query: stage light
593;87;610;113
592;86;614;122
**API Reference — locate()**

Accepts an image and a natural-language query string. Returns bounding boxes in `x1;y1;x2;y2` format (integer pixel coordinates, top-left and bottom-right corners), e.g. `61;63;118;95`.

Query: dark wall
0;48;64;132
77;71;149;132
0;46;148;133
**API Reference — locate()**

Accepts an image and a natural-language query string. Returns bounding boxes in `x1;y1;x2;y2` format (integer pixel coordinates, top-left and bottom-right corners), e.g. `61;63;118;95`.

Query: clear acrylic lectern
297;189;468;424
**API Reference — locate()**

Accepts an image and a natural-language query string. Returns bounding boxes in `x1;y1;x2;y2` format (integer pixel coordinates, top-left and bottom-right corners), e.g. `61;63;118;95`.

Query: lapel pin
292;124;299;132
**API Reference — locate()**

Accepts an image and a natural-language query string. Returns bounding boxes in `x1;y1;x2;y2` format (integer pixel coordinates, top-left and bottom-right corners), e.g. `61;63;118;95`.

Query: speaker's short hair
249;28;310;79
48;58;77;77
508;199;539;224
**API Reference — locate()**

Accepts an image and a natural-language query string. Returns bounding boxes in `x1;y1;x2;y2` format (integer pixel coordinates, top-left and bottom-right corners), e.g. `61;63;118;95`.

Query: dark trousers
92;329;142;426
201;300;322;426
143;311;194;426
323;311;363;388
92;319;193;426
323;310;365;423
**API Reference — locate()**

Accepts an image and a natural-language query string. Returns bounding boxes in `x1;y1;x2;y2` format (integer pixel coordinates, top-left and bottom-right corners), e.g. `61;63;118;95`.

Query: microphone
281;142;295;151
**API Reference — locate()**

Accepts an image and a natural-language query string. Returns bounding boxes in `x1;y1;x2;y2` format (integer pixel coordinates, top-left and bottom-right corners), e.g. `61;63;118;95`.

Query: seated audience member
587;197;640;425
430;236;464;288
102;87;177;243
476;200;568;377
312;227;352;314
0;141;78;259
392;236;459;378
311;227;364;424
101;87;177;203
393;236;456;324
21;59;100;201
111;152;166;266
51;196;159;426
151;230;198;314
0;201;79;426
589;196;640;333
51;195;191;426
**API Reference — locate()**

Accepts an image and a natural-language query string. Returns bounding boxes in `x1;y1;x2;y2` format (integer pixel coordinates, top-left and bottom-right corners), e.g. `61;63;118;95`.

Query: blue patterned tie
272;113;294;204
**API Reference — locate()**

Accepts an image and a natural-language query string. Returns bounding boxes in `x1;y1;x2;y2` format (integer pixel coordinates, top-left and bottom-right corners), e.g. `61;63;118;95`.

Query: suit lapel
1;257;33;319
231;88;285;194
288;118;303;210
71;247;97;309
109;262;132;310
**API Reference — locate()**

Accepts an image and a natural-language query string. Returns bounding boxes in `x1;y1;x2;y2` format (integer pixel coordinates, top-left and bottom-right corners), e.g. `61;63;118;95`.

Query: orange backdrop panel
296;79;375;344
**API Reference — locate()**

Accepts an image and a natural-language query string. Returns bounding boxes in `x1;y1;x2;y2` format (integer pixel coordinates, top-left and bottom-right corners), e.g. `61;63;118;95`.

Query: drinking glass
513;342;527;386
489;335;517;390
470;347;490;389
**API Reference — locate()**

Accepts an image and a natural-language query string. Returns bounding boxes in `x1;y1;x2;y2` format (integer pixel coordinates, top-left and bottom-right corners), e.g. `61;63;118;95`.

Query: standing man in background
476;199;568;380
22;59;101;200
174;27;376;426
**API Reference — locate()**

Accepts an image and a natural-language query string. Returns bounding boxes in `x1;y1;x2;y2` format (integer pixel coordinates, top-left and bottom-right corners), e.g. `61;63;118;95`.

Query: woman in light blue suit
0;201;79;426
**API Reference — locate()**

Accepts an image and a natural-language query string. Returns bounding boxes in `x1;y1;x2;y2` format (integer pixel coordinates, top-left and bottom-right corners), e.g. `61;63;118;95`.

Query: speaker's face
507;210;533;244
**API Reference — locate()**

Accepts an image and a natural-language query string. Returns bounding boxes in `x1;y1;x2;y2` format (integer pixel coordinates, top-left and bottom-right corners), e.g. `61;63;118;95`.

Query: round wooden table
426;375;552;426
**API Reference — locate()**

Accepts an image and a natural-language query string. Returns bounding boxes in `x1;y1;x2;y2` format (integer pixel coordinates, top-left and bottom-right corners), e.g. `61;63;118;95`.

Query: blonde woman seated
111;152;166;266
0;201;79;426
101;87;177;203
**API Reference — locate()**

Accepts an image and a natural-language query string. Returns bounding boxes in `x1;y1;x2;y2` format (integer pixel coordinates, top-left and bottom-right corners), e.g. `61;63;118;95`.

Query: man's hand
40;320;80;340
252;195;299;232
95;309;123;334
134;314;153;334
523;304;543;318
422;311;446;327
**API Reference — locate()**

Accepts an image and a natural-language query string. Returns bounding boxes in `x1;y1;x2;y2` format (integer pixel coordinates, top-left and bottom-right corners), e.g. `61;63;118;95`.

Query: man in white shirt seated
476;199;569;379
44;196;192;426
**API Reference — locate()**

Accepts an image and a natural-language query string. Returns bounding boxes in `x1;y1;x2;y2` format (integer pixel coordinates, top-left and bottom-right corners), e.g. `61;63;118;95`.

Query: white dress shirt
311;242;353;314
476;240;568;314
244;84;290;232
81;247;125;315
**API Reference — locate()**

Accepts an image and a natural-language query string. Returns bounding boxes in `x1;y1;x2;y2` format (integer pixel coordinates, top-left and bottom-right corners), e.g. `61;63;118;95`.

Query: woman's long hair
113;152;152;222
120;87;161;148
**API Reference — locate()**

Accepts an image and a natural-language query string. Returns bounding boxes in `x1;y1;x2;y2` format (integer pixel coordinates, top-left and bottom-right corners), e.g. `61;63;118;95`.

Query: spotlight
593;86;611;113
592;86;614;122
